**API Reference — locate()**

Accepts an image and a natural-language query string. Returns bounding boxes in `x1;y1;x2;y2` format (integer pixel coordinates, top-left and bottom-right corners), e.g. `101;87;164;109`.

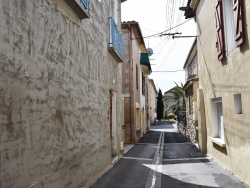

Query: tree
163;82;186;124
163;83;185;114
157;89;164;120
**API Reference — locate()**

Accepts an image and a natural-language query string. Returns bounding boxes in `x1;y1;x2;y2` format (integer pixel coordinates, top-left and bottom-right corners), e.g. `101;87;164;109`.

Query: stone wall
0;0;122;187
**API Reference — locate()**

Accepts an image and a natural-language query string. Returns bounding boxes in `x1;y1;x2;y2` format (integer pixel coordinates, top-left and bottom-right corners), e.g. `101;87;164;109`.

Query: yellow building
122;21;152;143
184;0;250;186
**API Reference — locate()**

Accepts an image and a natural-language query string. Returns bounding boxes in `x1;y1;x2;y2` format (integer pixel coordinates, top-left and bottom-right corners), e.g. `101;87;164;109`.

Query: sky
121;0;197;93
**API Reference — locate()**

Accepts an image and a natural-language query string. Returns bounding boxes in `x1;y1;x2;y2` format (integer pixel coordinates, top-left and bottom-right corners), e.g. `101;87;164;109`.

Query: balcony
108;17;123;62
140;53;152;75
65;0;89;19
80;0;88;9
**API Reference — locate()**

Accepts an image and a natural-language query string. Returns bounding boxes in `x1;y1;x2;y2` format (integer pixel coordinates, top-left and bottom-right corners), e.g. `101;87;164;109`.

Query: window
136;65;139;90
234;93;242;114
142;73;145;96
188;87;193;115
211;97;225;147
188;94;192;115
111;0;118;23
222;0;235;55
215;0;244;60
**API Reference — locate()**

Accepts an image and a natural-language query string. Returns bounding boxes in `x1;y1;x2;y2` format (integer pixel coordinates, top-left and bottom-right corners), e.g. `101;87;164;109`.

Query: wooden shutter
215;0;225;61
233;0;244;46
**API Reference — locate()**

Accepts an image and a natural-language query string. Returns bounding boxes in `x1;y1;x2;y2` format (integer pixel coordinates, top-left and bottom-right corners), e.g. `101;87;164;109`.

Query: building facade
184;0;250;186
182;39;201;149
122;21;151;144
0;0;125;187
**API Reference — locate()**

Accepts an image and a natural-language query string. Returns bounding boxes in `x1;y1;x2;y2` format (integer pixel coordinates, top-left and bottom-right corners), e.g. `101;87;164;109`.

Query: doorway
110;90;117;156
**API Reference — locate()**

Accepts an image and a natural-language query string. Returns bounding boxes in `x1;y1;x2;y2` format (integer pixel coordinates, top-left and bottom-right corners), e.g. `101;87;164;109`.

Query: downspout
129;27;135;143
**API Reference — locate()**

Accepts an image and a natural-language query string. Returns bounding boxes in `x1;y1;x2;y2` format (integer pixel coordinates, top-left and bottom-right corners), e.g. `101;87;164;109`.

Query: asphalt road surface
91;121;247;188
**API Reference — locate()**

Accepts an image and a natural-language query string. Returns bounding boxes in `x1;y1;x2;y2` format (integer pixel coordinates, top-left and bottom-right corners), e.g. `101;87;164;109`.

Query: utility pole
158;32;198;39
159;32;182;37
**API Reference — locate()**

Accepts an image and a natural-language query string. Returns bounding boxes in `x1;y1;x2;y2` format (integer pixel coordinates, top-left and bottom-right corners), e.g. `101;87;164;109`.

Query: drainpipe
129;27;135;143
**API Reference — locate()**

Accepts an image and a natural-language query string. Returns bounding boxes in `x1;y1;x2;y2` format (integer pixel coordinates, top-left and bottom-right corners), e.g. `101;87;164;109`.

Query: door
110;91;117;156
110;92;113;155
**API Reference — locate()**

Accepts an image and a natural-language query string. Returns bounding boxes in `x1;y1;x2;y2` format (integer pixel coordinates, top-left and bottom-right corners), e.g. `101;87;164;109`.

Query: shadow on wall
241;2;250;53
213;143;228;156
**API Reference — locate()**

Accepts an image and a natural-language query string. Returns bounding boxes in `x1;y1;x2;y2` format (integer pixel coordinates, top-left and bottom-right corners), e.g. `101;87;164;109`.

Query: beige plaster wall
121;26;147;143
196;0;250;185
132;30;142;142
121;28;132;143
0;0;123;187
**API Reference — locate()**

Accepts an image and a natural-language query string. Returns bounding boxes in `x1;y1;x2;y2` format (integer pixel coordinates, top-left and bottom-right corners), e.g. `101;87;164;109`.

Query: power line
156;38;179;71
159;32;182;36
175;0;184;33
153;36;171;54
123;18;193;41
173;35;198;38
152;70;185;72
152;35;170;50
143;18;193;39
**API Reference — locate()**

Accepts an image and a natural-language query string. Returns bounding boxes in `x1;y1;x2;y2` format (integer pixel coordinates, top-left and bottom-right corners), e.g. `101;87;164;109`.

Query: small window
234;94;242;114
211;97;224;140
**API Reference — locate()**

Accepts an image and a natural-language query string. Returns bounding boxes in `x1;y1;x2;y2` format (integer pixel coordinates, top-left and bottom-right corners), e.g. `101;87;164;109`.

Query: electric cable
152;70;185;72
143;18;192;39
156;38;179;71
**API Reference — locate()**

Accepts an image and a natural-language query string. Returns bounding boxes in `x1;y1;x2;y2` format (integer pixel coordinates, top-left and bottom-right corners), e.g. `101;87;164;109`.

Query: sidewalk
124;144;134;154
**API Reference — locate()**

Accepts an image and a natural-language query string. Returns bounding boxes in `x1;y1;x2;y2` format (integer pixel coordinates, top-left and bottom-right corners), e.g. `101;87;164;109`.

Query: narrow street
91;121;246;188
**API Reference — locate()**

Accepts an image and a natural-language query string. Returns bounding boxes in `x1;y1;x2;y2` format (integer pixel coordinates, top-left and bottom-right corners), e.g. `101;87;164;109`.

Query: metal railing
80;0;88;9
108;17;123;58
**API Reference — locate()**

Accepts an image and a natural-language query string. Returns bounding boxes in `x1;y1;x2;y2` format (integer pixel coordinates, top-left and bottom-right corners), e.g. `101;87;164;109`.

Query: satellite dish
147;48;153;56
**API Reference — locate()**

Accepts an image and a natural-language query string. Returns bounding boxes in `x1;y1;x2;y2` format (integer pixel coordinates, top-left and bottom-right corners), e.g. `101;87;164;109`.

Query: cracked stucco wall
0;0;123;187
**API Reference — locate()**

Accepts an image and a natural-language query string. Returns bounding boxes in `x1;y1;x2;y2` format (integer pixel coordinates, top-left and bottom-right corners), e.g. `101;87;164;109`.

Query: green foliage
157;89;164;120
167;113;176;119
163;82;186;114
